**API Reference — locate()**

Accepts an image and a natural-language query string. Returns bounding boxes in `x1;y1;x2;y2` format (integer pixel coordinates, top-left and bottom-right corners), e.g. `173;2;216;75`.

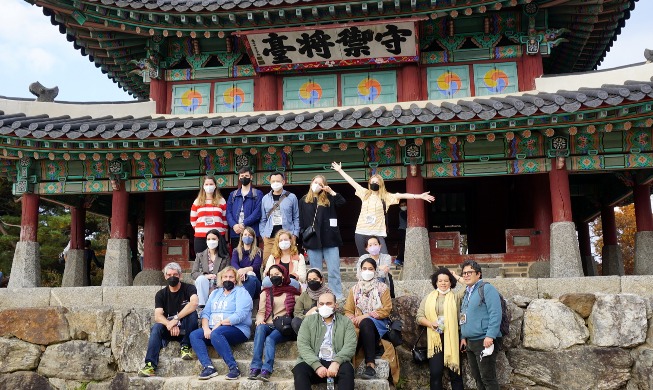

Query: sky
0;0;652;102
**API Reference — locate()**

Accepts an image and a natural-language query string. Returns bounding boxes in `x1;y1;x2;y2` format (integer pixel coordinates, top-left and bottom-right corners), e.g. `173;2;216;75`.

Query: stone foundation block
537;276;621;299
635;231;653;275
61;249;85;287
38;340;116;381
102;238;132;286
0;307;70;345
602;244;624;276
0;337;42;373
0;287;50;309
51;286;103;307
589;294;647;348
133;269;166;286
523;299;588;351
489;277;539;299
403;227;434;280
65;307;114;343
621;275;653;296
103;286;161;308
8;241;41;288
549;221;583;278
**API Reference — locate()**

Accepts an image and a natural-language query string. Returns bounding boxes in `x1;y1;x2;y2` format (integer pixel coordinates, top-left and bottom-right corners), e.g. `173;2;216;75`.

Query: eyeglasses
462;271;477;276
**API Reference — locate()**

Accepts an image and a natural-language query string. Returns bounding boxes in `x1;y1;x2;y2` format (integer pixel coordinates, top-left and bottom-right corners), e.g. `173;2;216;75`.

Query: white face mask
206;240;219;250
278;240;291;250
361;270;375;281
271;182;283;191
203;185;216;194
400;206;407;211
318;305;334;318
311;183;322;193
437;288;451;295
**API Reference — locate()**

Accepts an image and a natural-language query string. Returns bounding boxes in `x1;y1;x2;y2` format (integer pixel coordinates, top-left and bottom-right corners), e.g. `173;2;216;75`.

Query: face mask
318;305;334;318
222;280;235;291
240;177;251;186
311;183;322;193
367;245;381;256
369;183;380;191
271;182;283;191
361;270;375;281
270;276;283;287
307;280;322;291
400;206;407;211
242;236;254;245
167;276;180;287
203;185;216;194
437;288;451;295
206;240;219;250
278;240;291;250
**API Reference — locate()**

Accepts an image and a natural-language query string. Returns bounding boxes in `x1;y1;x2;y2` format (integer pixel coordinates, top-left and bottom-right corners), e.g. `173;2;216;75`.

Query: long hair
196;176;223;206
270;229;298;259
235;226;261;261
363;174;390;201
304;174;331;206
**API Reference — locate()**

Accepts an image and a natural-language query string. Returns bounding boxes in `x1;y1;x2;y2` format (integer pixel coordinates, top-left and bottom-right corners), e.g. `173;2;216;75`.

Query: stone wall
0;276;652;389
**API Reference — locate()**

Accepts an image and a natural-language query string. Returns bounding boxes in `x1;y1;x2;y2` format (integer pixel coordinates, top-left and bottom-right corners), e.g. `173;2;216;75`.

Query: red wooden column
149;78;168;115
602;206;619;246
601;205;623;275
399;64;421;102
517;53;543;91
19;193;40;242
634;184;653;232
255;73;278;111
549;159;572;223
110;184;129;239
70;206;86;250
144;192;164;270
532;174;552;260
406;165;426;228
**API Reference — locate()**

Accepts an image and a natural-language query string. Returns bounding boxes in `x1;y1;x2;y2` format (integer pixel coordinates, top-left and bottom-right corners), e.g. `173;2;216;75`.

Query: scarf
425;289;460;374
263;266;300;320
305;268;332;301
354;278;387;315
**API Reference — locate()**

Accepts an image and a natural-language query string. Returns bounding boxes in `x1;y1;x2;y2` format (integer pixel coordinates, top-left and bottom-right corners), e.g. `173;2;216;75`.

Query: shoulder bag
412;327;428;364
268;290;296;339
301;204;319;243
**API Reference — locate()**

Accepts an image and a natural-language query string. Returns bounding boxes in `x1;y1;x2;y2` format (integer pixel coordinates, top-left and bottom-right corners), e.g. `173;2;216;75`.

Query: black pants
292;360;354;390
466;338;500;390
429;334;464;390
358;318;381;364
194;237;207;255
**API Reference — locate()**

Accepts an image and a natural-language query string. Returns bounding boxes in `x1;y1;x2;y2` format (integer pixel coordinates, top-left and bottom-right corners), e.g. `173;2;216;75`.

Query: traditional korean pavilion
2;0;653;287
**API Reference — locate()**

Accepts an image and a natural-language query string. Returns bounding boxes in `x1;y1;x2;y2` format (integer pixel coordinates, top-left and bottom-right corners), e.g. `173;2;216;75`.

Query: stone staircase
128;339;391;389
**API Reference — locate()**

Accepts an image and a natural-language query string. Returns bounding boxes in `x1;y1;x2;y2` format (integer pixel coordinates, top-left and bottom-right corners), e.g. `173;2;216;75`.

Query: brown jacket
344;286;392;320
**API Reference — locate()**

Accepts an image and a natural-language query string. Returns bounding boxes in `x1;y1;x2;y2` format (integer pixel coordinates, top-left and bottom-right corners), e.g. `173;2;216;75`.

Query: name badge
365;214;376;225
272;210;283;225
459;313;466;325
204;217;215;226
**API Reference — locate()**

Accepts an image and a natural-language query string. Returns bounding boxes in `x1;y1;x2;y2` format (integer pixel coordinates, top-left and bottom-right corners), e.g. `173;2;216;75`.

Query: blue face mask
242;236;254;245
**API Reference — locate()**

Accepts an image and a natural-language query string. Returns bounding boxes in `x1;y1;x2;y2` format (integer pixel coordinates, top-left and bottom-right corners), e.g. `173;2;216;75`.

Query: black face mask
240;177;252;186
167;276;180;287
270;276;283;287
370;183;380;191
222;280;235;291
307;280;322;291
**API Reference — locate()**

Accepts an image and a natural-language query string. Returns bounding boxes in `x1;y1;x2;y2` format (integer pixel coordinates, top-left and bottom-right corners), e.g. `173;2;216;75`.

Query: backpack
476;281;511;337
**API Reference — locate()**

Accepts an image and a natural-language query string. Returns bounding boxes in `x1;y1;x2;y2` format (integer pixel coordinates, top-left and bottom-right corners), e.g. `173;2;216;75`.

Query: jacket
191;249;228;280
263;254;307;283
298;193;346;249
295;312;357;370
201;286;253;338
226;187;264;237
259;190;300;238
459;280;502;341
344;284;392;320
293;290;317;320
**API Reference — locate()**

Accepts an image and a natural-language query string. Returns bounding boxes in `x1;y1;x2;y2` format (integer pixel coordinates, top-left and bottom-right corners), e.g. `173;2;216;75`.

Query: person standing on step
226;167;263;251
395;200;407;266
459;260;502;390
293;292;357;390
138;262;199;377
299;174;346;299
191;176;228;258
248;265;300;381
262;229;305;291
331;162;434;256
84;239;103;286
191;229;229;309
231;226;263;300
189;266;253;380
292;268;332;334
259;171;300;264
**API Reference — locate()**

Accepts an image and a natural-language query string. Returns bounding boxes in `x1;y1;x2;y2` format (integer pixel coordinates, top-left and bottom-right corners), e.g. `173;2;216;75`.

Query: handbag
267;289;296;339
301;205;319;243
412;328;428;364
384;319;403;347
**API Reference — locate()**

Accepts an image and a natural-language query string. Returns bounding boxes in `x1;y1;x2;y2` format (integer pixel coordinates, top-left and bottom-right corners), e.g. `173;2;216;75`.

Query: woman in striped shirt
191;176;227;255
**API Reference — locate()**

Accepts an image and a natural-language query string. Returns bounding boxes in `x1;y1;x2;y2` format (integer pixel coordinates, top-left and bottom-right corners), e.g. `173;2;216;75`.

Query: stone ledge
620;275;653;296
102;286;163;308
0;288;51;309
489;278;539;299
537;276;621;299
51;287;103;307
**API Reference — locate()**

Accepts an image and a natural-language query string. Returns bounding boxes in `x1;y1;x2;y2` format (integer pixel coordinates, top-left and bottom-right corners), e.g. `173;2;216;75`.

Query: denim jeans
306;246;342;299
241;275;261;301
250;324;288;373
189;326;248;370
194;275;213;306
466;338;500;390
144;311;199;366
261;276;301;291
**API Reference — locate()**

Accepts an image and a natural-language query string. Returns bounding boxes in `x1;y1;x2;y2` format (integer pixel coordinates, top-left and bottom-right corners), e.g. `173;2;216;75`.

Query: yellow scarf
424;289;460;374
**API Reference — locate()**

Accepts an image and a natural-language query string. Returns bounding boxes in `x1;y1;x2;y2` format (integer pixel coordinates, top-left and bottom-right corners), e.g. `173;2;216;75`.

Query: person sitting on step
231;226;263;301
261;229;305;291
292;268;332;335
138;262;199;377
191;229;229;309
248;265;300;381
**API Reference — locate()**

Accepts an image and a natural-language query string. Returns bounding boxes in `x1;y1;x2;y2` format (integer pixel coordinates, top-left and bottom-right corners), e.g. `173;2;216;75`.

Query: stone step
128;376;390;390
153;356;389;382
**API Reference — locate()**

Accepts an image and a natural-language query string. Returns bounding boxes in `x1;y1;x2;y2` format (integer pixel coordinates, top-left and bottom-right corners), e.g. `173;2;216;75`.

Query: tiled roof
1;80;651;141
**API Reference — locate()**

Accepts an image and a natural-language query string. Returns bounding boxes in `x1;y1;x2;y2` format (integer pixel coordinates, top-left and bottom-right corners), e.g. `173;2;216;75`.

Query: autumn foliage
591;204;636;275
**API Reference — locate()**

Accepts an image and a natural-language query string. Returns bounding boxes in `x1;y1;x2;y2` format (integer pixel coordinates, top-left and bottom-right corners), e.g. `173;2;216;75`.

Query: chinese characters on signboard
240;20;419;72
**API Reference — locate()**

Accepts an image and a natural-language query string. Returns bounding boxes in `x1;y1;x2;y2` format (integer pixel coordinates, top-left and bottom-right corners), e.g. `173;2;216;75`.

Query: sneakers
247;368;260;380
198;365;218;380
361;365;376;380
138;362;155;377
225;367;240;380
258;369;271;382
180;345;193;360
